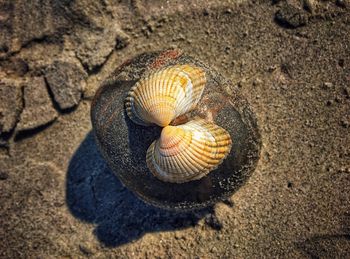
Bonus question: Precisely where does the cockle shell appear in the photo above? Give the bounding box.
[125,64,206,127]
[146,119,232,183]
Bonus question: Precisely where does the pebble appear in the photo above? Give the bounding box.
[268,65,278,72]
[225,8,233,14]
[303,0,316,13]
[322,82,334,89]
[237,78,247,88]
[326,100,333,106]
[115,31,130,50]
[342,87,350,98]
[79,244,94,255]
[0,171,9,180]
[340,118,350,128]
[275,4,308,28]
[253,78,262,86]
[334,96,342,103]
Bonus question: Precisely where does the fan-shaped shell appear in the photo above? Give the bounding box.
[146,119,232,183]
[125,64,206,127]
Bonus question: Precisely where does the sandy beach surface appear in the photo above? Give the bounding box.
[0,0,349,257]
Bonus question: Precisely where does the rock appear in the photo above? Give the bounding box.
[16,77,58,132]
[75,26,129,71]
[342,86,350,99]
[45,61,87,110]
[275,4,308,28]
[0,171,9,180]
[303,0,316,13]
[78,243,94,256]
[340,117,350,128]
[322,82,334,89]
[115,30,130,50]
[91,50,261,211]
[253,78,262,87]
[0,79,23,137]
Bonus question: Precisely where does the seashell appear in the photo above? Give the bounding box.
[125,64,206,127]
[146,119,232,183]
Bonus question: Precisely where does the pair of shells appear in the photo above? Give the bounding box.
[125,64,232,183]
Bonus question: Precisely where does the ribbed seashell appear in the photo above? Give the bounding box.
[125,64,206,127]
[146,119,232,183]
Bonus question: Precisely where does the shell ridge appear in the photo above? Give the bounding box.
[146,118,232,183]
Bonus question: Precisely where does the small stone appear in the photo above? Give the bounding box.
[178,33,186,41]
[275,4,308,28]
[205,214,223,230]
[237,78,247,88]
[335,96,342,103]
[326,100,333,106]
[280,84,288,90]
[16,77,58,131]
[115,30,130,50]
[281,63,293,78]
[342,87,350,98]
[175,232,181,239]
[225,8,233,14]
[338,59,345,68]
[268,65,278,72]
[340,118,350,128]
[79,244,94,255]
[303,0,315,13]
[0,80,23,135]
[323,82,333,89]
[0,171,9,180]
[203,8,210,16]
[45,61,87,110]
[253,78,262,86]
[305,119,313,127]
